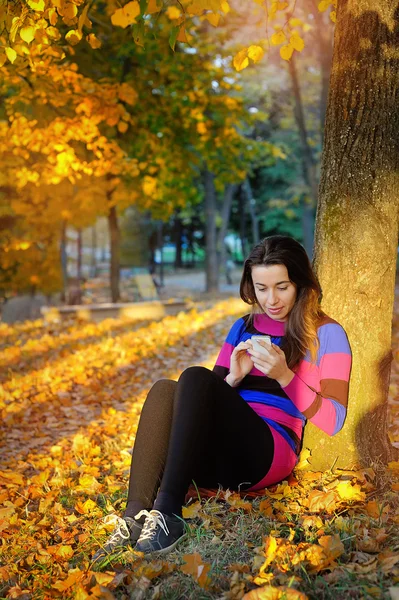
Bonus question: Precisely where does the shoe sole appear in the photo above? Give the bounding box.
[138,532,188,556]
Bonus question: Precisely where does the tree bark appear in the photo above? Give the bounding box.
[91,223,98,278]
[243,178,260,246]
[307,0,334,144]
[108,204,120,303]
[174,213,183,270]
[288,55,318,259]
[217,183,236,278]
[60,221,68,303]
[204,170,219,292]
[303,0,399,470]
[239,185,249,260]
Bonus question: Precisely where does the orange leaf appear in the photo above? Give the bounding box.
[52,568,83,591]
[181,552,211,589]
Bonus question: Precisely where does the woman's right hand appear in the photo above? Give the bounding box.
[229,341,254,384]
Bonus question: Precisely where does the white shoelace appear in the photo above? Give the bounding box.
[135,510,170,542]
[102,514,131,544]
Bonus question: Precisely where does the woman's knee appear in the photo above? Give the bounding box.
[145,378,177,407]
[178,365,213,384]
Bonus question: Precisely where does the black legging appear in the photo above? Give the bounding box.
[124,366,274,519]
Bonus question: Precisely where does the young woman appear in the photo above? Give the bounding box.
[93,235,352,562]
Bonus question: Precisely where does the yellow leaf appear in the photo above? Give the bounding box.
[52,569,83,592]
[86,33,101,48]
[205,13,220,26]
[78,474,101,492]
[27,0,45,11]
[243,586,309,599]
[280,43,294,60]
[289,17,303,27]
[5,47,17,63]
[94,573,115,586]
[271,30,286,45]
[187,2,204,15]
[166,6,181,19]
[221,1,230,13]
[336,481,366,502]
[318,534,344,559]
[56,545,74,559]
[247,44,264,63]
[233,48,249,72]
[146,0,162,13]
[259,499,273,517]
[290,33,304,52]
[111,1,140,28]
[182,501,201,519]
[143,176,157,196]
[63,3,78,20]
[65,29,82,45]
[295,447,311,470]
[330,10,336,22]
[119,82,138,105]
[318,0,331,11]
[117,121,129,133]
[20,26,36,44]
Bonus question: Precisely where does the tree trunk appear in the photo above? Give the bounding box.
[174,214,183,270]
[108,204,120,303]
[243,178,260,246]
[303,0,399,470]
[217,183,236,278]
[60,222,68,303]
[204,170,219,292]
[307,0,334,145]
[239,185,249,260]
[288,56,318,258]
[91,223,97,278]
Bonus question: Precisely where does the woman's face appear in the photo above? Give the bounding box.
[251,264,297,322]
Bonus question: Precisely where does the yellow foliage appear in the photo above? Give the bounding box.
[111,1,140,28]
[271,31,286,45]
[280,44,294,61]
[166,6,181,19]
[233,48,249,72]
[247,45,264,63]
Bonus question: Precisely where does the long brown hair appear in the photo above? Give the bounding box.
[239,235,324,370]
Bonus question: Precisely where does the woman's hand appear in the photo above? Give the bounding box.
[246,342,294,386]
[229,341,254,384]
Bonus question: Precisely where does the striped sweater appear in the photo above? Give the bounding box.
[213,312,352,455]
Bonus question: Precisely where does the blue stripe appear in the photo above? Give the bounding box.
[238,389,306,422]
[226,318,246,345]
[263,419,298,454]
[331,399,346,435]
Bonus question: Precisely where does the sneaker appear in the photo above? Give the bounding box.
[92,514,143,563]
[134,509,187,555]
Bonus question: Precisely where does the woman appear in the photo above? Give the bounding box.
[93,235,352,562]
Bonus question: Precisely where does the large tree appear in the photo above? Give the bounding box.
[302,0,399,470]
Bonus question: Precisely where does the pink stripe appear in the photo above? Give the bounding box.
[247,426,298,490]
[320,353,352,380]
[308,401,336,436]
[215,342,234,368]
[248,403,303,438]
[282,374,315,412]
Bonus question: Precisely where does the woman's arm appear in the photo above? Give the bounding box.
[280,324,352,436]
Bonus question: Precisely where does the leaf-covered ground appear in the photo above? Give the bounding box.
[1,295,399,600]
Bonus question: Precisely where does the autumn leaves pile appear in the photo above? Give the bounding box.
[1,299,399,599]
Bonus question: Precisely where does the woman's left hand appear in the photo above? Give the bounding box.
[247,342,290,383]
